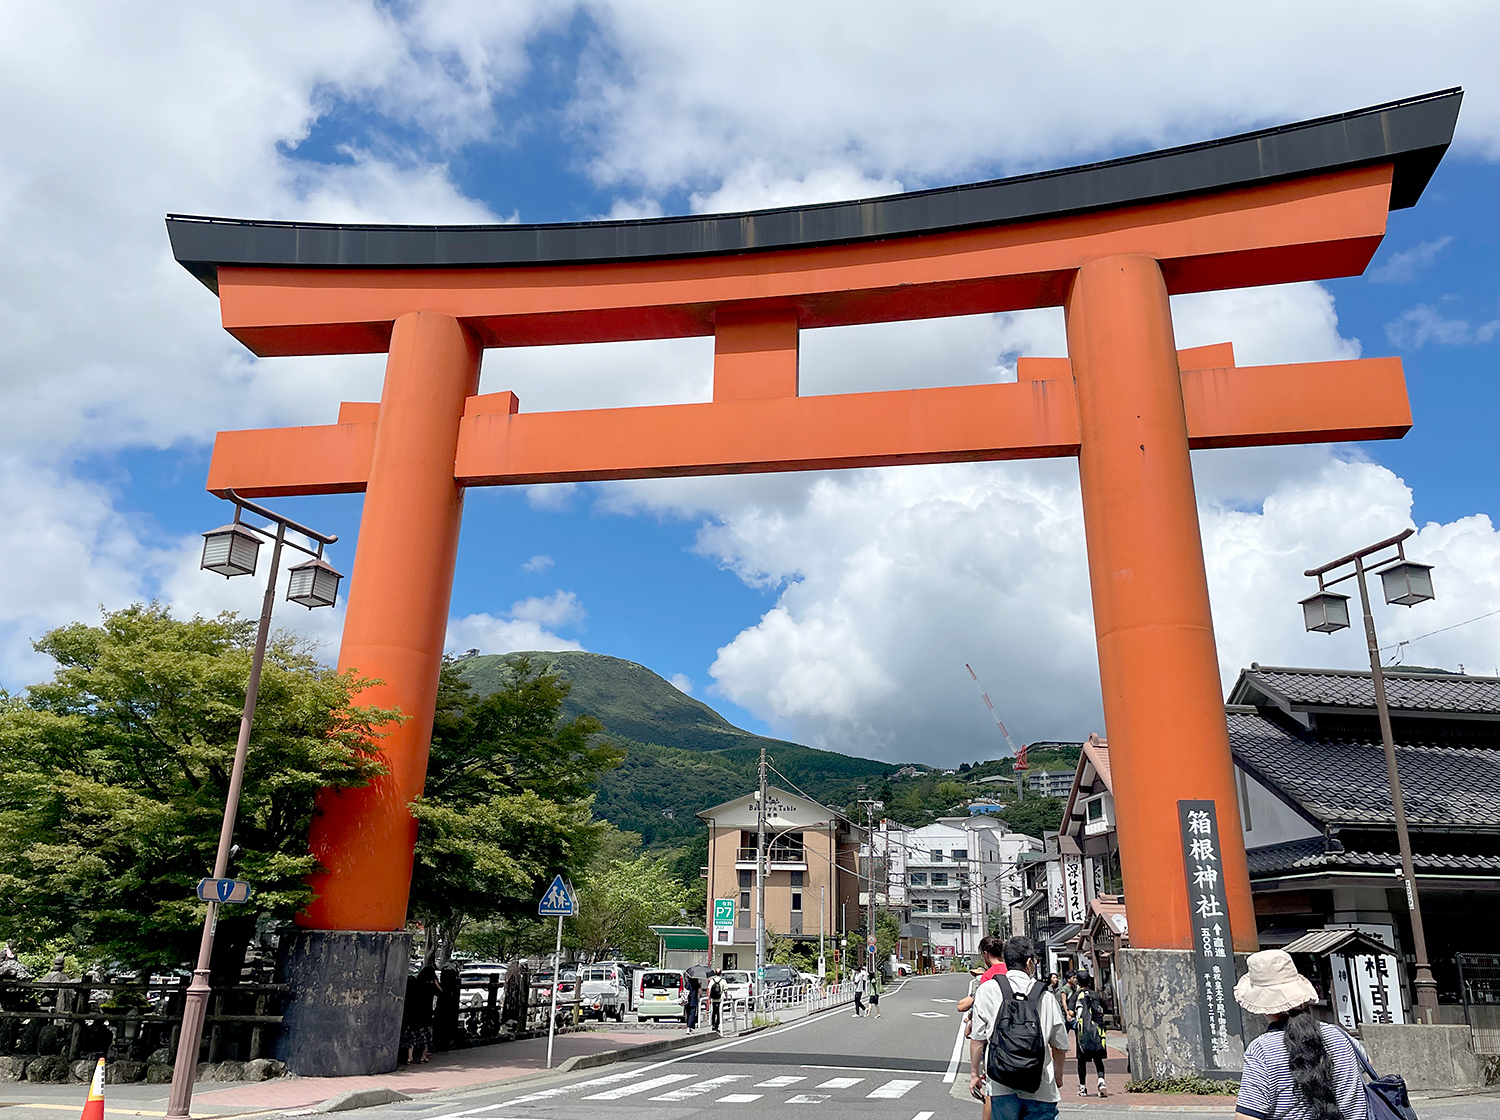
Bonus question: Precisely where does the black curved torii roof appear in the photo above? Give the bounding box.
[167,89,1462,292]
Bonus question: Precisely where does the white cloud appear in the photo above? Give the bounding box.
[1368,237,1454,284]
[1385,304,1500,348]
[522,554,555,573]
[446,591,587,655]
[668,673,693,694]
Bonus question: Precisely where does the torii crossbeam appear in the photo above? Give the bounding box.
[170,89,1459,1075]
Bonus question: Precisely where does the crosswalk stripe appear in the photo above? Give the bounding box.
[912,1113,936,1120]
[867,1079,921,1099]
[756,1075,807,1087]
[716,1095,762,1104]
[785,1094,829,1105]
[650,1076,746,1101]
[815,1077,863,1089]
[583,1073,694,1100]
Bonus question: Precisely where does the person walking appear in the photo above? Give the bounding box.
[400,964,439,1065]
[685,971,702,1030]
[852,967,867,1017]
[868,969,882,1018]
[1061,971,1081,1031]
[969,936,1069,1120]
[708,970,724,1032]
[1072,973,1108,1097]
[1234,950,1368,1120]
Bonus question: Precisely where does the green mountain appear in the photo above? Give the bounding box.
[453,650,899,846]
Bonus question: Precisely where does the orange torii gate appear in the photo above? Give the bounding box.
[170,90,1458,1074]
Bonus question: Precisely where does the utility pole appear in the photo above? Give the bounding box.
[819,885,826,979]
[857,797,881,973]
[754,747,767,1005]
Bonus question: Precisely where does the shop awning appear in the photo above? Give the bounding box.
[1043,923,1083,946]
[648,925,710,951]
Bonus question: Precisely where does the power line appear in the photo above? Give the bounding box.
[1379,606,1500,661]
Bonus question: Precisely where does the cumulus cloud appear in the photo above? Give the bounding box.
[446,591,587,655]
[522,554,555,573]
[668,673,694,694]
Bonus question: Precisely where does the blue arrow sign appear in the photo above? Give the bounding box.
[537,875,577,918]
[196,878,252,904]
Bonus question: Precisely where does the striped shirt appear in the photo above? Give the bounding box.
[1236,1023,1368,1120]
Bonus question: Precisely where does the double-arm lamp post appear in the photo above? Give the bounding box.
[1298,527,1439,1021]
[166,491,342,1118]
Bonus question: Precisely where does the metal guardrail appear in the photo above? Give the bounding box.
[708,980,856,1035]
[0,978,285,1063]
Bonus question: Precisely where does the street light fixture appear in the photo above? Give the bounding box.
[168,490,339,1119]
[1301,527,1438,1021]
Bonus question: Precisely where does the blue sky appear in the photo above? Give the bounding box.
[2,4,1497,762]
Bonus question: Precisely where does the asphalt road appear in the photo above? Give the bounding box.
[351,974,1500,1120]
[357,971,1177,1120]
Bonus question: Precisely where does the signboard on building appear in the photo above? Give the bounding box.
[1178,800,1244,1072]
[713,898,736,927]
[1046,860,1065,917]
[1062,853,1088,925]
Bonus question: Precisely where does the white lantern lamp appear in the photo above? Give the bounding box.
[1299,590,1351,634]
[286,554,343,609]
[1379,561,1435,607]
[201,521,261,578]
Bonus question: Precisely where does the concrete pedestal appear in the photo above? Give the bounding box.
[1360,1024,1487,1090]
[1118,948,1266,1080]
[274,930,411,1077]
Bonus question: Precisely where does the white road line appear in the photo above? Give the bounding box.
[912,1011,947,1018]
[799,1065,940,1076]
[912,1112,936,1120]
[583,1073,694,1100]
[716,1094,762,1104]
[815,1076,864,1089]
[756,1076,807,1087]
[867,1080,921,1099]
[428,1067,648,1116]
[785,1095,830,1105]
[944,1010,969,1083]
[650,1076,746,1101]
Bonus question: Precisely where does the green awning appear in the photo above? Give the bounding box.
[649,925,709,950]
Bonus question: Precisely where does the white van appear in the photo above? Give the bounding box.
[719,970,753,1001]
[634,969,688,1021]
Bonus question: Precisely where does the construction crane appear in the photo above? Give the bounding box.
[965,663,1027,800]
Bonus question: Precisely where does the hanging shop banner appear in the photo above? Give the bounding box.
[1178,800,1244,1072]
[1062,854,1088,925]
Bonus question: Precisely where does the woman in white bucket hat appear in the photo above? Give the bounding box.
[1234,950,1367,1120]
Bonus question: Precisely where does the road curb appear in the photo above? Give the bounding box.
[555,1031,716,1072]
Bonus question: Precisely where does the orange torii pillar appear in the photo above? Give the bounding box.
[169,89,1460,1077]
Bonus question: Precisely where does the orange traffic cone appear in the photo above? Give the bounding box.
[80,1057,105,1120]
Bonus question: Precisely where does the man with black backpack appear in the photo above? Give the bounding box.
[969,936,1069,1120]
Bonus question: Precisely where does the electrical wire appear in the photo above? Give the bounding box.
[1378,606,1500,664]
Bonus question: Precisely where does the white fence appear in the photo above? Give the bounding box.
[709,980,856,1035]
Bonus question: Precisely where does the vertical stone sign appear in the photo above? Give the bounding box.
[1178,800,1244,1071]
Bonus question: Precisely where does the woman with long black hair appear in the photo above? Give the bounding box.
[1233,950,1367,1120]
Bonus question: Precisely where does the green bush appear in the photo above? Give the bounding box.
[1125,1075,1239,1095]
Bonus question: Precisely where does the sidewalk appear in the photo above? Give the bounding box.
[0,1027,688,1117]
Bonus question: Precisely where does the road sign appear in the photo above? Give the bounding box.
[196,878,252,904]
[537,875,577,918]
[713,899,736,927]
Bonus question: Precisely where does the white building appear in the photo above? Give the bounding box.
[1027,769,1076,798]
[870,815,1042,958]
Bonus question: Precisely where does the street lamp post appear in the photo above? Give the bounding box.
[166,491,341,1118]
[1301,527,1439,1021]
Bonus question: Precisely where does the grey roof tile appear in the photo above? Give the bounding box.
[1238,666,1500,714]
[1228,710,1500,827]
[1246,837,1500,876]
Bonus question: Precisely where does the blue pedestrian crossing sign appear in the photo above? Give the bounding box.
[537,875,577,918]
[197,878,252,904]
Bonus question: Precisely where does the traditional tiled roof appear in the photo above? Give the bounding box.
[1227,709,1500,828]
[1246,836,1500,876]
[1232,665,1500,716]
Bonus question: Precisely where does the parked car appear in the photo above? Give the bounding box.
[893,961,914,977]
[578,964,627,1022]
[634,969,688,1021]
[718,970,753,1001]
[760,964,800,990]
[458,962,508,1009]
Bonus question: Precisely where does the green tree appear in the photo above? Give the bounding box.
[569,847,690,961]
[408,657,621,962]
[0,604,392,968]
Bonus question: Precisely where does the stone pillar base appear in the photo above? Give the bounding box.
[274,930,411,1077]
[1118,948,1266,1080]
[1360,1024,1487,1090]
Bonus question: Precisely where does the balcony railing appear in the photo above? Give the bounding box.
[735,846,806,865]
